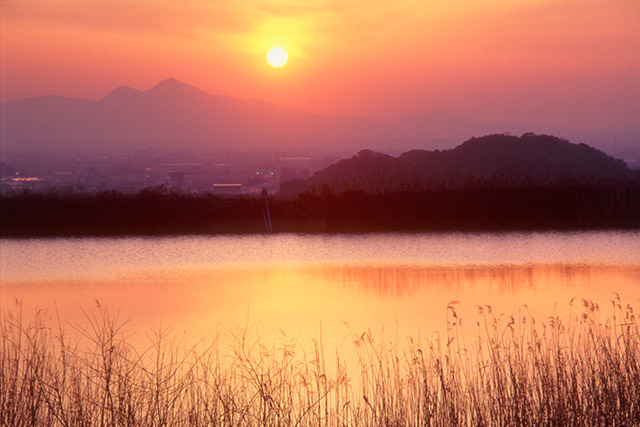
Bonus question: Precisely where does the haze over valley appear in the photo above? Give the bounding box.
[3,78,639,193]
[4,78,639,157]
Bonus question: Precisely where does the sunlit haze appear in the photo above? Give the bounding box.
[4,0,640,129]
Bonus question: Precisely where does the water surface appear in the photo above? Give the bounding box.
[2,231,639,349]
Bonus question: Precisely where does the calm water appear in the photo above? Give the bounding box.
[2,231,640,350]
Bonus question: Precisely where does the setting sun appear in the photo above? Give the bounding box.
[266,47,288,68]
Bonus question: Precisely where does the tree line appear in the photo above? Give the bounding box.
[2,181,640,237]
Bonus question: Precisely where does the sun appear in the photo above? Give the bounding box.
[266,47,288,68]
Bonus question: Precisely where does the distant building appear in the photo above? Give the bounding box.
[213,183,242,195]
[159,163,203,172]
[84,167,100,187]
[169,171,184,187]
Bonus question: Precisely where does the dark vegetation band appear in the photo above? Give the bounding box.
[2,181,640,237]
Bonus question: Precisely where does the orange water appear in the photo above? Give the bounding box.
[2,232,639,352]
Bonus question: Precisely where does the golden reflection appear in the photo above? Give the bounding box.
[319,264,638,296]
[2,263,640,352]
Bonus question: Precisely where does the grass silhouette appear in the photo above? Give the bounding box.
[1,296,639,426]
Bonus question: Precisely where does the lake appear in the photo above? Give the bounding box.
[2,231,640,352]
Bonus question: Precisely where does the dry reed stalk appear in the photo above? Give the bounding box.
[1,297,639,426]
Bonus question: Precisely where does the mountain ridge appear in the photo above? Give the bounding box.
[3,78,637,156]
[2,78,526,154]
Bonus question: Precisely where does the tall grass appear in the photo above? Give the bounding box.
[1,296,639,426]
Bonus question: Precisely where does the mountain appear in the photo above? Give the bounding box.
[280,133,633,195]
[401,133,632,186]
[2,78,523,154]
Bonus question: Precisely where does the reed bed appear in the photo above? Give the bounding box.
[1,296,639,426]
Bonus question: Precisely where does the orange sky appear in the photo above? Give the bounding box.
[3,0,640,129]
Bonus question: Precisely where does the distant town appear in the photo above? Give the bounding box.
[0,150,341,194]
[2,143,639,195]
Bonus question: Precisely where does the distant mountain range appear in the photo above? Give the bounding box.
[280,134,634,195]
[3,78,638,157]
[2,78,529,154]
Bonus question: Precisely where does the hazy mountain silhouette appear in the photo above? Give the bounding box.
[3,78,523,154]
[280,134,633,195]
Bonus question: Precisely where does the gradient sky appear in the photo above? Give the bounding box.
[3,0,640,129]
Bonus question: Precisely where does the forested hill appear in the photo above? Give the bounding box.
[280,134,634,196]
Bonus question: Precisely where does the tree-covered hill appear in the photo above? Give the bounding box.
[281,134,633,196]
